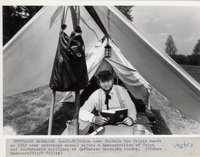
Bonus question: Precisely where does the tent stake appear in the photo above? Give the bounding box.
[48,90,56,135]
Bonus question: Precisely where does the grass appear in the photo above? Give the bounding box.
[3,65,200,135]
[180,64,200,82]
[150,87,200,135]
[149,65,200,135]
[3,85,68,135]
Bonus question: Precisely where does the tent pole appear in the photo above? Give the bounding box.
[48,90,56,135]
[147,95,151,110]
[65,90,80,135]
[72,5,81,135]
[74,89,80,135]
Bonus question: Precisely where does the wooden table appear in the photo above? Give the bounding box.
[62,112,153,135]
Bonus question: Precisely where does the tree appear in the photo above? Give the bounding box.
[3,6,42,45]
[188,54,200,65]
[193,39,200,55]
[115,6,133,22]
[3,6,134,46]
[171,54,189,65]
[165,35,177,57]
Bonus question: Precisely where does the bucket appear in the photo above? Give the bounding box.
[132,124,146,135]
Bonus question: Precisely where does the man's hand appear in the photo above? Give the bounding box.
[123,117,134,126]
[93,116,108,126]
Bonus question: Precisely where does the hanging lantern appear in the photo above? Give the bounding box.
[104,38,111,58]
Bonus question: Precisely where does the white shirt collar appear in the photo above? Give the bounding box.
[102,86,115,95]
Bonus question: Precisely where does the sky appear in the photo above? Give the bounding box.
[131,6,200,55]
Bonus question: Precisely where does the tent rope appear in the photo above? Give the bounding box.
[26,88,51,105]
[175,109,193,134]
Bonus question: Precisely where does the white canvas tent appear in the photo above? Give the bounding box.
[3,6,200,123]
[61,39,151,104]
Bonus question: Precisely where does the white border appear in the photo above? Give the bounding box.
[1,1,200,157]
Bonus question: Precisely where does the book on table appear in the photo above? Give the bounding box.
[100,108,128,125]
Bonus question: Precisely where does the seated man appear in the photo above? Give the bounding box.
[79,70,137,126]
